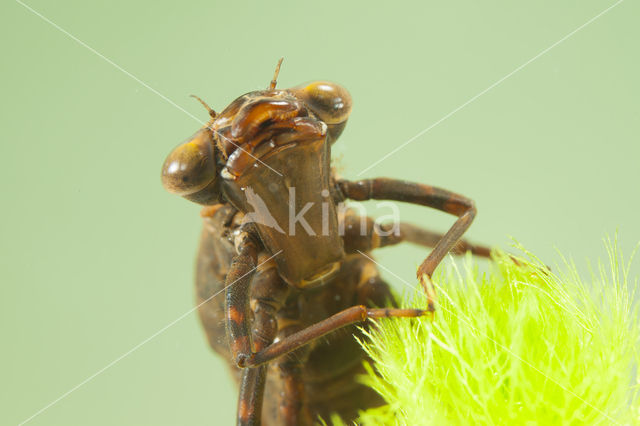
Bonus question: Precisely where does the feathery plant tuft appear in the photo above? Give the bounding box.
[328,238,640,425]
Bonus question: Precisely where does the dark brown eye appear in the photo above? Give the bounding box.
[161,128,219,204]
[290,81,352,125]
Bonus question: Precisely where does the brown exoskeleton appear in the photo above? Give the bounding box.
[161,59,491,425]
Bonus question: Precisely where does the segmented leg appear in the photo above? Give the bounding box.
[227,244,290,426]
[340,209,490,257]
[399,222,490,257]
[224,229,264,425]
[238,366,267,426]
[337,178,477,309]
[225,231,260,365]
[238,306,428,368]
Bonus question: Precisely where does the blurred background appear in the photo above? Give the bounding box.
[2,0,638,424]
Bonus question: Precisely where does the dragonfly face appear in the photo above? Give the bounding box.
[162,81,353,288]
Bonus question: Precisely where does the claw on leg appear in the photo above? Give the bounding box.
[418,273,438,313]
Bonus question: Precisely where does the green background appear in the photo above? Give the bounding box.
[2,1,639,424]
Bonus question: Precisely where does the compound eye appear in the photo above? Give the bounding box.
[161,128,219,203]
[291,81,352,125]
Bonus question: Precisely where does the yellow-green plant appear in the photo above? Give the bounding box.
[330,239,639,425]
